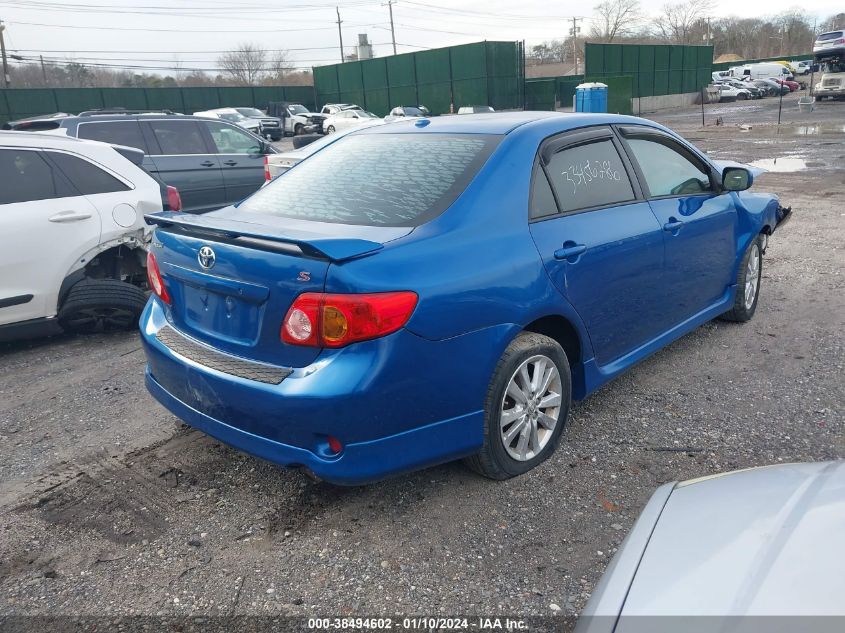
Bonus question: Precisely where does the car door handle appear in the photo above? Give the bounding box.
[223,160,238,167]
[48,211,92,223]
[200,161,215,167]
[554,243,587,260]
[663,219,683,232]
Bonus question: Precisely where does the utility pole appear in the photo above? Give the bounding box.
[0,20,11,88]
[336,7,344,63]
[569,17,582,75]
[40,54,47,83]
[386,0,397,56]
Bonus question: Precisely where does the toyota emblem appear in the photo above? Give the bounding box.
[198,246,216,269]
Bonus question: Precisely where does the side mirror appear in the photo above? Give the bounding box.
[723,167,753,192]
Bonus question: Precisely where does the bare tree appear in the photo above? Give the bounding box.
[821,13,845,33]
[218,43,267,85]
[653,0,714,44]
[264,51,295,84]
[591,0,642,42]
[528,40,567,64]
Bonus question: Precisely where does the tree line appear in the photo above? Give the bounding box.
[5,44,312,89]
[529,4,844,66]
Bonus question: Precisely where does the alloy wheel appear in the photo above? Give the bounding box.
[744,243,760,310]
[500,354,562,462]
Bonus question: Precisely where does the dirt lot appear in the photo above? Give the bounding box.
[1,93,843,628]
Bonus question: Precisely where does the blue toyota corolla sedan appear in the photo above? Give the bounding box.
[141,112,791,485]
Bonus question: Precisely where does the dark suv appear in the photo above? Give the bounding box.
[7,110,276,214]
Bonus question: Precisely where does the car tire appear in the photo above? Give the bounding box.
[720,237,762,323]
[465,332,571,480]
[326,125,336,134]
[294,123,303,136]
[58,278,148,334]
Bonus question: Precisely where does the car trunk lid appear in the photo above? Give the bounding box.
[146,210,411,367]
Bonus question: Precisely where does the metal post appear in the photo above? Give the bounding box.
[0,20,11,88]
[387,1,397,56]
[777,82,784,126]
[336,7,344,63]
[40,54,47,83]
[700,87,705,126]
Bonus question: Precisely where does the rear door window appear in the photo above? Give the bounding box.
[544,139,635,214]
[0,148,76,204]
[202,121,263,155]
[76,121,149,153]
[237,133,500,227]
[148,120,208,155]
[46,151,131,195]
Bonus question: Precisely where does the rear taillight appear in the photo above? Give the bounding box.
[166,186,182,212]
[146,251,171,305]
[281,292,417,348]
[264,155,271,181]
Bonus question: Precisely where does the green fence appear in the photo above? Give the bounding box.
[314,41,523,116]
[0,85,316,126]
[711,53,813,73]
[585,75,634,114]
[524,78,556,110]
[585,43,713,98]
[556,75,585,107]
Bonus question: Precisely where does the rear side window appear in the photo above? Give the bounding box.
[148,120,207,155]
[47,152,131,195]
[0,148,76,204]
[529,170,558,220]
[202,120,262,155]
[545,139,635,213]
[237,133,500,227]
[77,121,148,153]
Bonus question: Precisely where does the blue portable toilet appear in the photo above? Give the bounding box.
[574,82,608,113]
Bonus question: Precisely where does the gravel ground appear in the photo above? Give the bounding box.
[1,94,843,629]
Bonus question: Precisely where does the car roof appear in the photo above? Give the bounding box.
[356,111,652,136]
[0,130,90,146]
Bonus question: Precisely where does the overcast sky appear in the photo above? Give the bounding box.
[1,0,839,74]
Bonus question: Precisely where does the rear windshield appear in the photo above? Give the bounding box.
[818,31,843,41]
[237,133,500,227]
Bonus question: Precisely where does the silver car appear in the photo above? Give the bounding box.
[578,461,845,633]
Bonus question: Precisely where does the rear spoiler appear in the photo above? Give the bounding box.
[144,211,384,262]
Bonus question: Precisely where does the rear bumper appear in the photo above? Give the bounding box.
[139,299,505,484]
[815,86,845,97]
[145,369,482,485]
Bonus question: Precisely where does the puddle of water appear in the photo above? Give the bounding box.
[748,157,808,172]
[784,125,845,136]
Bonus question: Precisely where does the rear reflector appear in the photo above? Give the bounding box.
[281,291,417,348]
[264,155,271,181]
[146,251,171,305]
[327,436,343,454]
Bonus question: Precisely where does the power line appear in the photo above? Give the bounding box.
[10,44,404,54]
[400,1,590,22]
[6,19,375,32]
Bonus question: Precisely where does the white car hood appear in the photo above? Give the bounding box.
[619,461,845,619]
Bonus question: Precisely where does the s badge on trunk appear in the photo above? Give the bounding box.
[198,246,216,270]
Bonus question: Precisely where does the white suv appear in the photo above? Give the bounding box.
[0,132,177,340]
